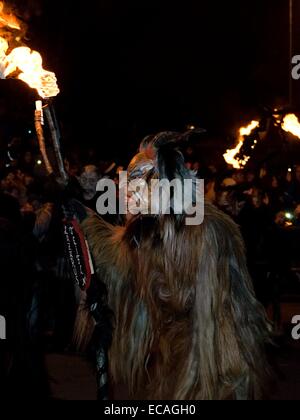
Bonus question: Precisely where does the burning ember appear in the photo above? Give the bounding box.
[282,114,300,140]
[223,120,259,169]
[0,2,59,98]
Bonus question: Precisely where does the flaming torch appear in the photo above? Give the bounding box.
[0,2,67,183]
[282,114,300,140]
[223,120,259,169]
[0,1,19,31]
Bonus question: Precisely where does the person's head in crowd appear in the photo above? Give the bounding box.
[261,173,277,188]
[295,165,300,183]
[205,179,216,204]
[1,172,17,192]
[251,188,261,209]
[193,161,200,172]
[1,170,27,200]
[274,211,286,227]
[24,151,33,165]
[23,174,34,187]
[232,170,245,185]
[86,147,97,164]
[294,205,300,221]
[185,146,194,159]
[186,161,192,171]
[250,188,268,209]
[246,170,256,184]
[17,149,35,175]
[271,175,279,189]
[65,159,80,178]
[0,191,22,225]
[259,166,267,179]
[208,165,217,175]
[78,165,100,201]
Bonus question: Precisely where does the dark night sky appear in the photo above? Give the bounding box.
[0,0,295,160]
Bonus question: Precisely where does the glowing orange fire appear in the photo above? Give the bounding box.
[223,120,259,169]
[282,114,300,139]
[0,2,59,98]
[0,1,20,30]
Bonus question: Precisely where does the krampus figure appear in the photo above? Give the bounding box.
[76,132,271,400]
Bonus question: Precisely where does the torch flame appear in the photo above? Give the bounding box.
[2,46,60,98]
[282,114,300,139]
[0,2,59,98]
[0,1,20,30]
[223,120,259,169]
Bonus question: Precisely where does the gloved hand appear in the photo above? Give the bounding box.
[63,199,95,223]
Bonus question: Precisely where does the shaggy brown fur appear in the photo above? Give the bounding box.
[81,201,271,400]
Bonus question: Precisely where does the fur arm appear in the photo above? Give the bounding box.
[81,215,151,389]
[81,215,126,287]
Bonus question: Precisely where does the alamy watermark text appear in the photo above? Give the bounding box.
[96,172,204,226]
[0,315,6,340]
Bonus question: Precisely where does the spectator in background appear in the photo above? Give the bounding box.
[294,205,300,227]
[286,165,300,205]
[265,175,285,215]
[232,170,245,185]
[19,151,35,175]
[246,170,256,185]
[0,190,47,399]
[78,164,101,212]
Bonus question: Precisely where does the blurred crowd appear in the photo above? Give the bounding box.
[1,140,300,398]
[0,142,124,398]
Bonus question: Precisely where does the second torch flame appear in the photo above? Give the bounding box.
[224,114,300,169]
[223,120,259,169]
[282,114,300,139]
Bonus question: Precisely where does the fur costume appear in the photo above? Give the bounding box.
[79,132,271,400]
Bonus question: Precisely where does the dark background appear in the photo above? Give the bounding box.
[0,0,298,162]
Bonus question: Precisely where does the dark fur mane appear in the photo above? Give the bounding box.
[80,201,271,400]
